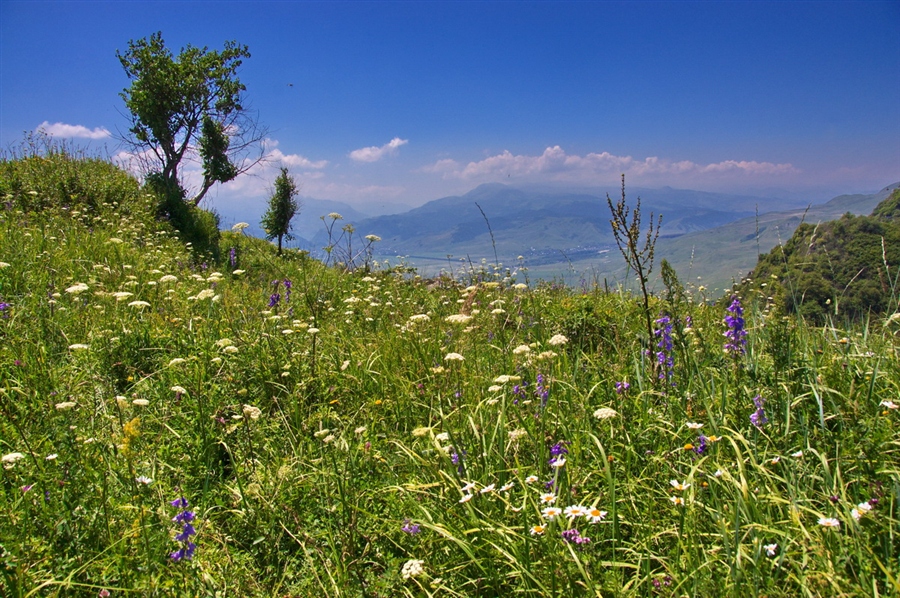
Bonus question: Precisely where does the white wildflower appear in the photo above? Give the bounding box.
[445,314,473,325]
[548,334,569,346]
[2,452,26,468]
[65,282,89,294]
[401,559,424,579]
[242,404,262,420]
[508,428,527,442]
[593,407,618,420]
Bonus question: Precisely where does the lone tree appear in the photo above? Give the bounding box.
[261,167,300,255]
[117,32,265,207]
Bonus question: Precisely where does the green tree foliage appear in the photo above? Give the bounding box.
[261,167,300,255]
[117,32,265,207]
[742,189,900,322]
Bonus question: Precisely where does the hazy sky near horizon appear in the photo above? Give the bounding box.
[1,0,898,215]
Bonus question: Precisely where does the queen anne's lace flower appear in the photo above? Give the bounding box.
[593,407,617,420]
[445,314,473,324]
[65,282,89,294]
[401,559,424,579]
[548,334,569,346]
[2,452,26,468]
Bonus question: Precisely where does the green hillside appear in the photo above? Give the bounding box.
[739,189,900,322]
[1,148,898,597]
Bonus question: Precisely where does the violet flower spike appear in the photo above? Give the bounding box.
[653,315,675,384]
[724,295,748,356]
[750,394,768,428]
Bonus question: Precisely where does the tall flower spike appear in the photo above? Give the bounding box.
[170,496,197,561]
[750,394,768,428]
[653,315,675,384]
[724,295,748,356]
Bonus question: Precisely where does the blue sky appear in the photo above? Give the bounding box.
[2,0,898,217]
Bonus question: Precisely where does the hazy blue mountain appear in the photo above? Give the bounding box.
[327,183,807,261]
[234,180,899,294]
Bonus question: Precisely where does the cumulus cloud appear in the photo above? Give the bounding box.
[420,158,461,174]
[425,146,798,184]
[349,137,409,162]
[38,121,111,140]
[266,148,328,169]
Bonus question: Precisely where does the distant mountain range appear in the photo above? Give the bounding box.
[308,183,810,258]
[235,181,900,294]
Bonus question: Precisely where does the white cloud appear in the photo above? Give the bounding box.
[420,158,460,173]
[349,137,409,162]
[38,121,111,140]
[266,148,328,170]
[426,146,798,184]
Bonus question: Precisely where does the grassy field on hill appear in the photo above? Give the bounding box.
[1,148,898,597]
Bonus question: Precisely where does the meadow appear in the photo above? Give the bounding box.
[0,145,898,597]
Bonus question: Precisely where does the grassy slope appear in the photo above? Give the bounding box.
[1,153,899,597]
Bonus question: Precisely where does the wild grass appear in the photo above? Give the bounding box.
[0,150,898,597]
